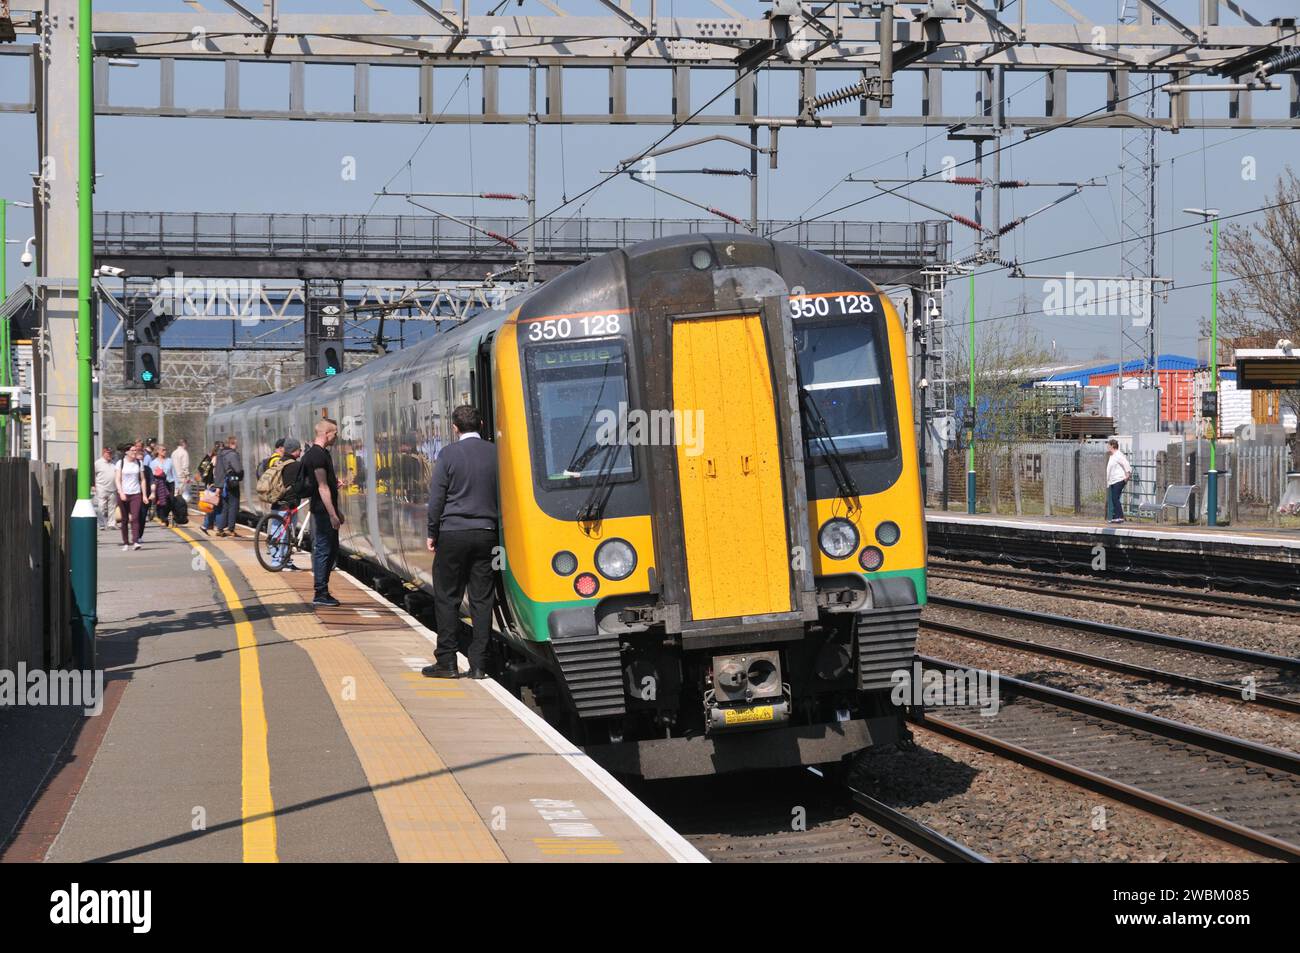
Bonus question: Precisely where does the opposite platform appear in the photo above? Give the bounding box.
[926,512,1300,595]
[1,526,703,864]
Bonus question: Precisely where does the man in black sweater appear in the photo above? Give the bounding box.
[423,405,499,680]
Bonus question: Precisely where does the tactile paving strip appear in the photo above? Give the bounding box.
[204,540,505,863]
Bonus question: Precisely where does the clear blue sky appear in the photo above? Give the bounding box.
[1,0,1296,363]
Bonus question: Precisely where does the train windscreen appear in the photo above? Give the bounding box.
[527,340,635,486]
[794,320,893,458]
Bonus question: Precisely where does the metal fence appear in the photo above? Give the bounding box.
[0,459,75,671]
[934,439,1295,526]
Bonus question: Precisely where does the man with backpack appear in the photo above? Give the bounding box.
[258,438,286,478]
[213,435,245,538]
[256,438,305,570]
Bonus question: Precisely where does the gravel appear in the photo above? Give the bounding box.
[917,626,1300,753]
[928,573,1300,658]
[852,730,1270,863]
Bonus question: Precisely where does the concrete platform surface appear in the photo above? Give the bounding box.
[928,511,1300,549]
[2,526,703,864]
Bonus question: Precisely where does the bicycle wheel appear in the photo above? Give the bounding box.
[254,512,291,572]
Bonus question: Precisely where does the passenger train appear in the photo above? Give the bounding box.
[208,233,926,779]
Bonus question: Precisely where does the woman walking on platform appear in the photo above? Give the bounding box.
[116,445,154,551]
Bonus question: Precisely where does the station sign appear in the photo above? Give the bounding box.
[1233,348,1300,390]
[1201,390,1218,418]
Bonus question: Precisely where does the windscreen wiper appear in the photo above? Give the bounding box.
[564,440,607,478]
[561,359,612,477]
[577,441,622,524]
[799,386,861,513]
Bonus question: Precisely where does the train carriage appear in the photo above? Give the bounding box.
[209,233,926,779]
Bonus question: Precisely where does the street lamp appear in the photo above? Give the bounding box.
[1184,207,1221,526]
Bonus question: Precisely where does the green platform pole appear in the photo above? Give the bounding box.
[70,0,97,672]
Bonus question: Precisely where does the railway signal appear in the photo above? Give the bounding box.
[123,293,169,390]
[135,345,160,388]
[321,343,341,377]
[305,287,345,379]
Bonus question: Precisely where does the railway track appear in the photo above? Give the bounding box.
[915,656,1300,861]
[922,595,1300,715]
[929,560,1300,621]
[631,770,988,863]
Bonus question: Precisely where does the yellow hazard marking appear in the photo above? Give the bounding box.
[533,838,624,856]
[209,539,506,862]
[171,527,278,863]
[722,705,775,726]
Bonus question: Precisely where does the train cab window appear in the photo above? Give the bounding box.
[526,340,635,486]
[794,320,895,458]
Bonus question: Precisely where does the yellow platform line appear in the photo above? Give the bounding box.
[210,539,506,862]
[170,527,278,863]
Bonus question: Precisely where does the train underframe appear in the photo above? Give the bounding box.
[505,575,922,780]
[327,543,920,780]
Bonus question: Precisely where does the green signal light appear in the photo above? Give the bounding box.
[324,366,337,376]
[141,370,155,382]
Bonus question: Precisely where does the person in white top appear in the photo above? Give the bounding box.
[172,438,192,503]
[1105,438,1132,523]
[115,444,154,550]
[94,447,119,530]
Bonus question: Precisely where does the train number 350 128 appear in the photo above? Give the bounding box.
[527,313,623,341]
[788,293,876,318]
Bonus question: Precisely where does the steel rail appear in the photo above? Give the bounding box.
[928,559,1300,618]
[843,784,991,864]
[915,655,1300,862]
[927,595,1300,671]
[920,618,1300,715]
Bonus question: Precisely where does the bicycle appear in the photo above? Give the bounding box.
[254,501,312,572]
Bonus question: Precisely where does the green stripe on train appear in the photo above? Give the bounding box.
[503,565,927,644]
[502,567,593,643]
[866,567,928,605]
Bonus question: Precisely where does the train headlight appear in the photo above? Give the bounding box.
[594,538,637,581]
[875,521,900,546]
[818,518,859,560]
[551,551,578,576]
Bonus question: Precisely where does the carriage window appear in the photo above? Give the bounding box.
[527,340,634,486]
[794,320,894,458]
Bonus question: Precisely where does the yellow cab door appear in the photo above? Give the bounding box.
[672,313,793,621]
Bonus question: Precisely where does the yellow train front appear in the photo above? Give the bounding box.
[495,234,925,778]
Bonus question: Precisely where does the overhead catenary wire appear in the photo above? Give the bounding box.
[769,24,1300,240]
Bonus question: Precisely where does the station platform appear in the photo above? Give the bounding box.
[926,512,1300,594]
[0,528,704,864]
